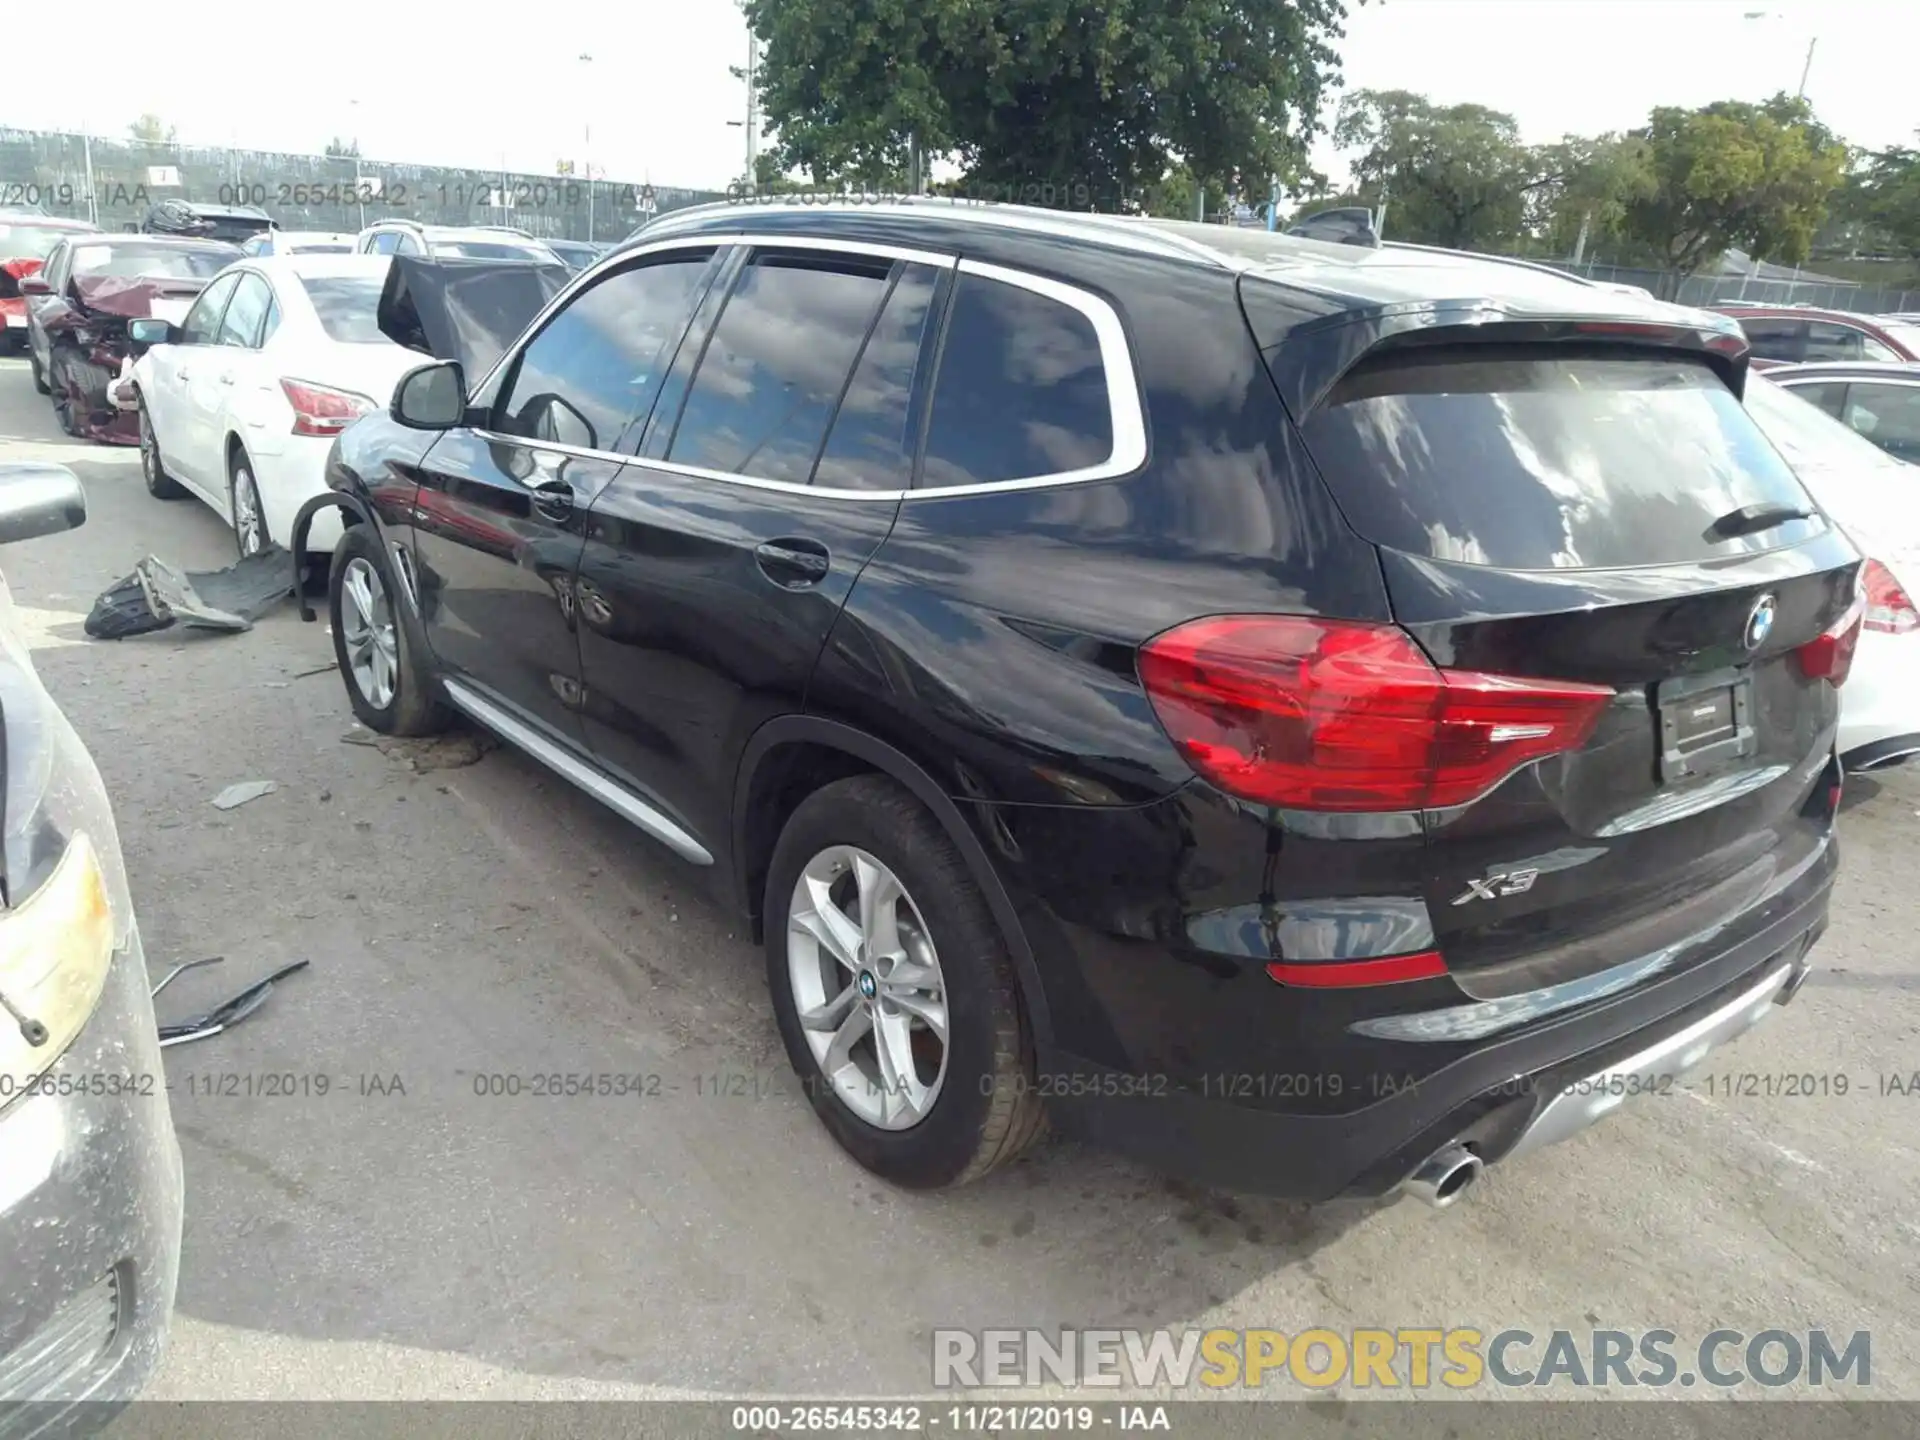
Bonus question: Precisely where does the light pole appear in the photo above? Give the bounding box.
[1743,10,1818,100]
[726,31,758,186]
[579,53,594,241]
[348,98,365,231]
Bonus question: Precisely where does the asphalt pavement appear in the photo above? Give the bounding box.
[1,355,1916,1403]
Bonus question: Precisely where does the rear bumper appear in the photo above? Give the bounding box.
[1838,627,1920,768]
[252,440,342,556]
[1037,861,1833,1202]
[0,924,183,1436]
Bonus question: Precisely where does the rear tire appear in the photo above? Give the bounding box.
[764,775,1045,1189]
[328,524,449,737]
[139,401,188,499]
[228,448,268,557]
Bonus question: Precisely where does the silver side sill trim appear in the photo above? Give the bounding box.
[441,678,713,866]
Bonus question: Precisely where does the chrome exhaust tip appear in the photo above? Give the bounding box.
[1399,1143,1483,1209]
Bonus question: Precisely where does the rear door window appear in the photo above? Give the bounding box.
[1298,347,1823,570]
[216,273,273,347]
[1782,380,1849,419]
[1843,384,1920,463]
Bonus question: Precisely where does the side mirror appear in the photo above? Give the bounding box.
[392,361,467,430]
[128,317,176,347]
[16,275,51,297]
[0,464,86,544]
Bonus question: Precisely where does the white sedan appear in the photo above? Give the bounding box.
[1743,373,1920,772]
[131,254,427,560]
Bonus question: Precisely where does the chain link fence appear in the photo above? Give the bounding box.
[1546,257,1918,314]
[0,129,728,243]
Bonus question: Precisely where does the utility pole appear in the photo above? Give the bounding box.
[744,33,759,184]
[1796,36,1817,99]
[580,53,595,241]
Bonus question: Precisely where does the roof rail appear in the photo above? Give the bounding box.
[1378,240,1598,286]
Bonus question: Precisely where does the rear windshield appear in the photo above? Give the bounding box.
[297,275,388,343]
[0,223,87,259]
[1298,348,1822,570]
[434,240,551,261]
[288,242,354,254]
[70,244,234,280]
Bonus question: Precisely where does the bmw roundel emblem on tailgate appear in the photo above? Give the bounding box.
[1745,594,1777,652]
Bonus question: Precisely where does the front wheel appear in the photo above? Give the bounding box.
[765,775,1045,1189]
[328,525,449,736]
[28,347,50,395]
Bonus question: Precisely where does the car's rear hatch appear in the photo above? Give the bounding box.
[1245,284,1858,1001]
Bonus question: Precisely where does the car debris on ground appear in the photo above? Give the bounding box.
[151,956,311,1049]
[211,780,277,810]
[84,545,296,639]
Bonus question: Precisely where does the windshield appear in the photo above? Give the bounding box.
[434,240,554,261]
[297,274,391,343]
[0,224,91,260]
[70,244,235,280]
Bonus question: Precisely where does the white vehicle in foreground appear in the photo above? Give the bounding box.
[1744,373,1920,771]
[129,254,426,560]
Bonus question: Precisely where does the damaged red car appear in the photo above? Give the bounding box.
[21,235,239,443]
[0,212,100,355]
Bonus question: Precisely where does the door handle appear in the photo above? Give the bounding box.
[531,480,573,518]
[755,538,831,589]
[177,367,191,381]
[216,374,235,386]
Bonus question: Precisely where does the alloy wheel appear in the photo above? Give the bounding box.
[787,845,950,1130]
[340,557,399,710]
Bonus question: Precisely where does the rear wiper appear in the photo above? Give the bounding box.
[1706,502,1817,540]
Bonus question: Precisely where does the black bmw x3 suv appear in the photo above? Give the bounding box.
[300,200,1859,1206]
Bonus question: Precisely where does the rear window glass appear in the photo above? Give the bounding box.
[297,275,388,343]
[434,240,552,261]
[0,224,87,259]
[70,244,235,280]
[1299,348,1822,570]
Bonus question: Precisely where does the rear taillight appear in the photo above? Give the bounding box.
[1796,594,1867,687]
[1862,559,1919,635]
[281,377,378,437]
[1136,615,1615,813]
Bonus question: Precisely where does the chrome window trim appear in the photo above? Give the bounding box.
[466,233,1149,504]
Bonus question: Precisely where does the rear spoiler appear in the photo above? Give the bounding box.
[1242,282,1753,420]
[376,255,573,381]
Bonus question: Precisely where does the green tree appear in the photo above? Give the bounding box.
[1847,136,1920,259]
[128,114,176,144]
[1331,89,1541,249]
[1524,133,1654,258]
[325,137,362,159]
[1619,94,1848,279]
[743,0,1361,208]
